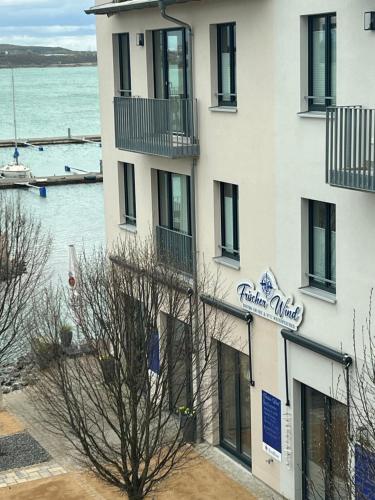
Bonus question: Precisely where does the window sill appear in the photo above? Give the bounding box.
[119,223,137,234]
[299,286,336,304]
[213,256,240,270]
[209,106,238,113]
[297,111,326,119]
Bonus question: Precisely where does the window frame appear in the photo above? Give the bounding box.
[308,13,336,112]
[217,22,237,107]
[301,384,348,499]
[152,27,188,100]
[220,182,240,261]
[308,200,336,293]
[167,315,193,413]
[118,33,131,97]
[124,163,136,226]
[157,170,191,235]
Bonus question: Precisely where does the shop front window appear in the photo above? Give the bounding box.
[218,343,251,465]
[302,385,348,499]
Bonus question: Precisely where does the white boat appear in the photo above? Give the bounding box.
[0,69,33,180]
[0,163,31,179]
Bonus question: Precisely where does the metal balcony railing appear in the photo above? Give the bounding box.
[326,106,375,192]
[155,225,193,276]
[114,97,200,158]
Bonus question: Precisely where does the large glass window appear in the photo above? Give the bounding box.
[309,200,335,292]
[302,385,348,499]
[118,33,131,97]
[220,182,239,260]
[167,316,192,411]
[158,171,191,235]
[124,163,136,226]
[217,23,236,107]
[219,343,251,465]
[153,28,187,99]
[308,14,336,111]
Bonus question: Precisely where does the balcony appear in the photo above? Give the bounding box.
[114,97,199,159]
[155,225,193,276]
[326,106,375,192]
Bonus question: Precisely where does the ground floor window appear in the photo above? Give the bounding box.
[218,343,251,466]
[167,316,192,412]
[302,384,348,499]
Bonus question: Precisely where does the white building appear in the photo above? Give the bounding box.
[86,1,375,497]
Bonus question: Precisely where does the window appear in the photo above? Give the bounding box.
[220,182,239,260]
[124,163,136,226]
[118,33,131,96]
[153,28,187,99]
[309,200,336,292]
[302,385,348,499]
[158,171,191,235]
[218,343,251,466]
[167,316,192,411]
[308,14,336,111]
[217,23,236,107]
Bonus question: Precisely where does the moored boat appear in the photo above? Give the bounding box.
[0,162,31,179]
[1,69,33,180]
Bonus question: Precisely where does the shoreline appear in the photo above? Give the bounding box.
[0,63,97,69]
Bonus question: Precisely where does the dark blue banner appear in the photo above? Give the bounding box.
[356,444,375,499]
[262,391,282,461]
[148,330,160,374]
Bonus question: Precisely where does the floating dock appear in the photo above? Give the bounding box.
[0,173,103,190]
[0,134,101,148]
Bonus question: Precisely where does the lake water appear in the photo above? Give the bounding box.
[0,66,104,282]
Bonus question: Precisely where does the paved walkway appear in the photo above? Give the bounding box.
[2,390,284,499]
[3,389,78,471]
[0,463,66,488]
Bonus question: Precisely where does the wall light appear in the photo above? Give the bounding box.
[136,33,145,46]
[364,11,375,31]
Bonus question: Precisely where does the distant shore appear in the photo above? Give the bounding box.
[0,63,97,69]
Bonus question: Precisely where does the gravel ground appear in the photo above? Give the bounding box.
[0,432,50,471]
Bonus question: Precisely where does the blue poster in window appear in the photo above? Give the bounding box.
[355,445,375,499]
[262,391,282,462]
[148,331,160,374]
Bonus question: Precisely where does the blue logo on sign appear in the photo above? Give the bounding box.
[260,272,274,299]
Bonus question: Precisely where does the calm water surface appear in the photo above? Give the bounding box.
[0,66,104,283]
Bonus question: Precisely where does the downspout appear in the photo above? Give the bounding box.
[158,1,202,442]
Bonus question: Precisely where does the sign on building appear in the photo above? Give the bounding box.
[237,270,303,331]
[262,391,282,462]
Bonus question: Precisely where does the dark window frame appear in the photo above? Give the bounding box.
[308,200,335,293]
[167,315,193,413]
[152,27,188,100]
[220,182,239,261]
[118,33,131,97]
[308,13,336,111]
[217,22,237,107]
[124,163,136,226]
[218,342,251,467]
[157,170,192,235]
[301,384,348,499]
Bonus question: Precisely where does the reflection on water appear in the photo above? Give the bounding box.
[2,183,105,284]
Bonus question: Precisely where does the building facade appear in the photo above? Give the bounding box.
[87,0,375,498]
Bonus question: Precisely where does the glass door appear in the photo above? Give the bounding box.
[153,28,187,134]
[219,343,251,466]
[302,385,348,499]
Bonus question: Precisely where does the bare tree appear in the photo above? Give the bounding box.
[304,291,375,499]
[0,195,50,364]
[28,238,231,500]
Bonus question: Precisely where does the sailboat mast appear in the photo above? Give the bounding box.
[11,69,18,165]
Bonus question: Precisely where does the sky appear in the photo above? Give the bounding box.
[0,0,97,51]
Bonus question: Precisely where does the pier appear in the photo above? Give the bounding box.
[0,133,101,148]
[0,173,103,190]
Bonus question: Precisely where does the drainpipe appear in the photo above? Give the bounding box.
[158,1,202,443]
